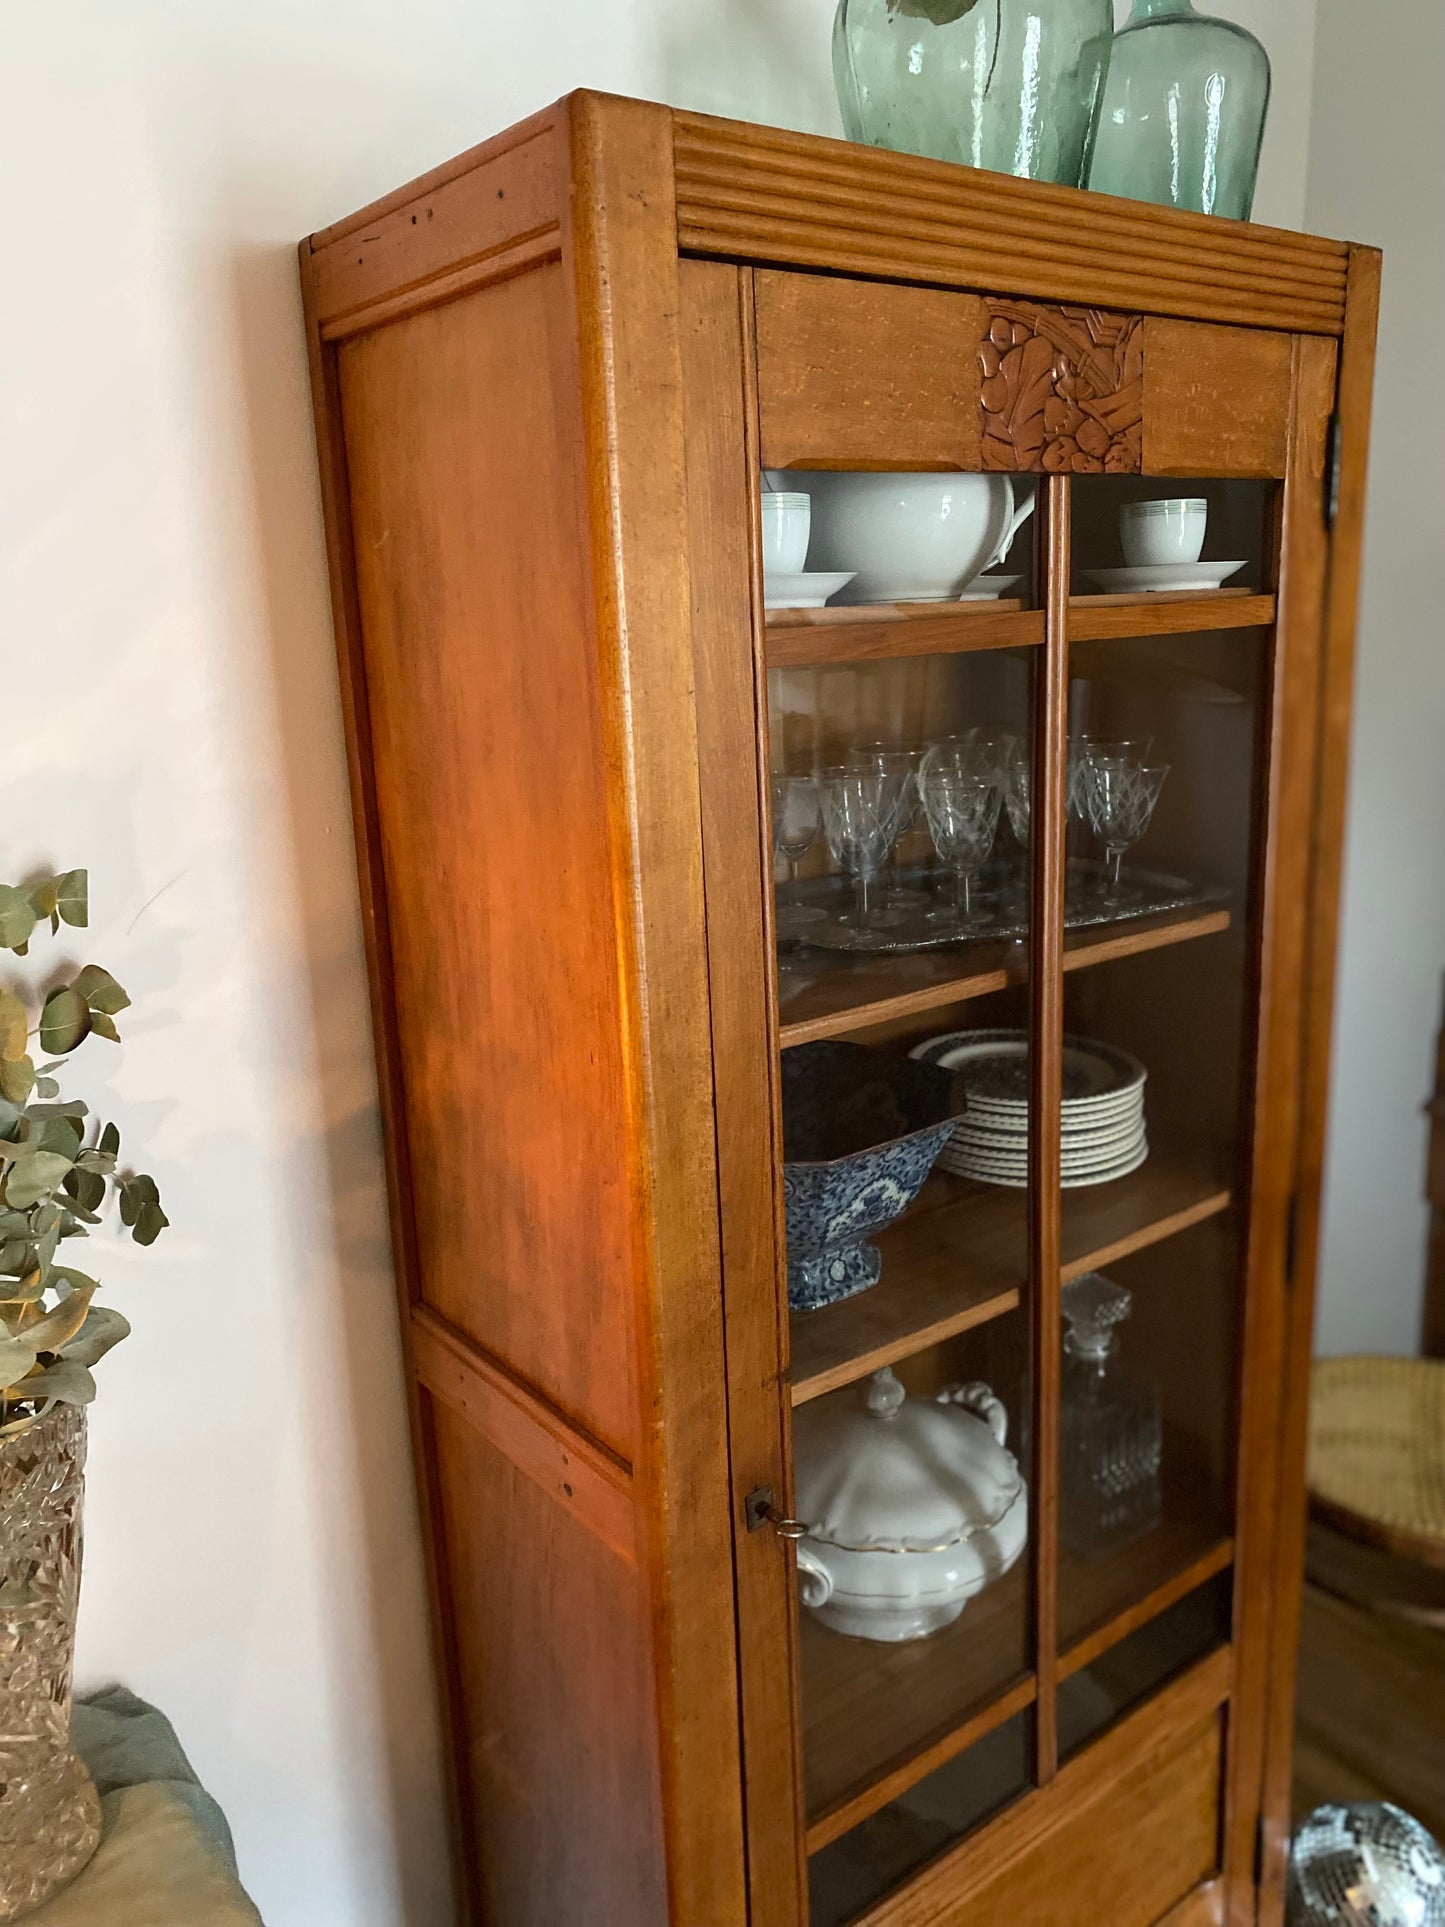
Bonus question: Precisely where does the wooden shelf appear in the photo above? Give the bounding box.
[1060,1504,1235,1675]
[1069,589,1274,640]
[803,1560,1033,1848]
[764,591,1274,669]
[778,903,1231,1049]
[766,599,1041,668]
[790,1143,1231,1406]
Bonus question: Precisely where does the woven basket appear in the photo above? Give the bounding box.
[1308,1355,1445,1570]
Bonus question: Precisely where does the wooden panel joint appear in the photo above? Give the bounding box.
[411,1305,637,1568]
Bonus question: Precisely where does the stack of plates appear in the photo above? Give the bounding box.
[908,1030,1147,1189]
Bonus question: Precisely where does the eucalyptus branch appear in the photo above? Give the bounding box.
[0,869,167,1431]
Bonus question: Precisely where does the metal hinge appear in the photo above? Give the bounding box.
[1326,412,1343,527]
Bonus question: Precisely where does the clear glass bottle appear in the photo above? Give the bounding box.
[1059,1272,1162,1559]
[1084,0,1270,220]
[833,0,1114,187]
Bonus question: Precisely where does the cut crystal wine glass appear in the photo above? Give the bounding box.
[920,730,1018,787]
[1066,735,1154,821]
[920,769,1002,930]
[1004,759,1031,847]
[1081,758,1169,905]
[847,743,926,909]
[818,768,899,937]
[770,775,827,939]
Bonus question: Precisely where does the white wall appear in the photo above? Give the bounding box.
[1305,0,1445,1355]
[0,3,1322,1922]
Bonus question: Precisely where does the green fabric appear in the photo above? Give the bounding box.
[20,1687,263,1925]
[73,1684,242,1874]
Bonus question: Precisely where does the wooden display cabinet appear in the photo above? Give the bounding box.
[300,92,1379,1927]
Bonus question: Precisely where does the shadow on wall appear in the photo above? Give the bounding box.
[225,237,454,1927]
[654,0,841,136]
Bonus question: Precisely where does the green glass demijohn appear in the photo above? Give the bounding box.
[833,0,1114,187]
[1084,0,1270,219]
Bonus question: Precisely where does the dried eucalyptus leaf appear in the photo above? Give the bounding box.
[50,1266,99,1293]
[0,1331,40,1386]
[66,1168,105,1214]
[0,991,27,1063]
[34,1116,83,1160]
[4,1150,74,1209]
[39,987,89,1057]
[886,0,982,21]
[23,1359,97,1408]
[89,1012,120,1044]
[73,964,130,1019]
[133,1198,169,1247]
[61,1304,128,1368]
[0,1241,27,1273]
[23,1283,95,1355]
[34,1076,58,1099]
[0,1056,34,1105]
[27,878,58,922]
[0,886,37,953]
[56,871,88,929]
[99,1122,120,1159]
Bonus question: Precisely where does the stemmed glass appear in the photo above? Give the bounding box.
[920,768,1002,930]
[1003,758,1031,848]
[1080,759,1170,906]
[1067,736,1154,821]
[847,743,926,909]
[920,730,1019,788]
[817,768,899,937]
[770,775,827,940]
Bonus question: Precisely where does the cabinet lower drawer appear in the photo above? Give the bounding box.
[866,1708,1222,1927]
[966,1716,1221,1927]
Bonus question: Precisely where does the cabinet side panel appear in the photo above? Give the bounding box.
[429,1393,667,1924]
[336,263,638,1459]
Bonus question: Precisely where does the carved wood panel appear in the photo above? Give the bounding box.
[980,302,1144,474]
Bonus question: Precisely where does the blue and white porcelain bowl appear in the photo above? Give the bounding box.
[782,1042,966,1312]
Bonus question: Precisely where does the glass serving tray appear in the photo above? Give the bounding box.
[779,859,1228,956]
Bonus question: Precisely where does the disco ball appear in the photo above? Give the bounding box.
[1288,1803,1445,1927]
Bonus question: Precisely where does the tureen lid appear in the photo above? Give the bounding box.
[793,1369,1025,1554]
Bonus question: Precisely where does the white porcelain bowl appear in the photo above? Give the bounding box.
[794,471,1035,603]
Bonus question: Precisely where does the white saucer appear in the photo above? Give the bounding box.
[1084,562,1247,594]
[763,570,857,610]
[956,574,1024,602]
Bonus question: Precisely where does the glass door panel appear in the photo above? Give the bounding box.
[1053,476,1275,1706]
[762,470,1043,1917]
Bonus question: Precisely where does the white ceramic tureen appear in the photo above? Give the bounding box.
[792,1368,1028,1643]
[785,471,1036,602]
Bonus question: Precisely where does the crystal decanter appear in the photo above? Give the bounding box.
[1060,1272,1162,1559]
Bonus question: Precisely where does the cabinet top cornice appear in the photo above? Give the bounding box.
[305,91,1365,343]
